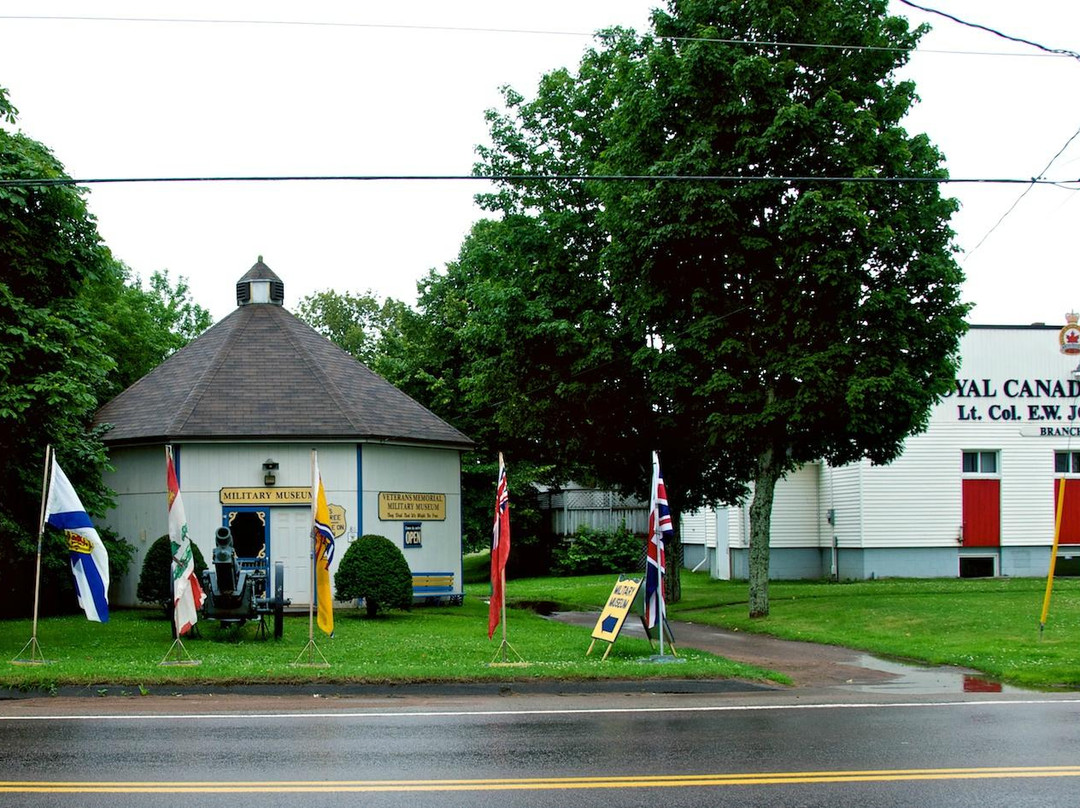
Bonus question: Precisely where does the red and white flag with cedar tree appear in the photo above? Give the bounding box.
[167,447,205,636]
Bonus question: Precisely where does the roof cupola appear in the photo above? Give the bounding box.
[236,256,285,306]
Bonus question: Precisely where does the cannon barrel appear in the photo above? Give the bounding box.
[212,526,240,594]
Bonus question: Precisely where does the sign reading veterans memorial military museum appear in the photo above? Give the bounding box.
[378,492,446,521]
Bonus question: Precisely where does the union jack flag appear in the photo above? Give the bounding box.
[644,451,673,630]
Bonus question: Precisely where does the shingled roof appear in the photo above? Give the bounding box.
[94,260,473,449]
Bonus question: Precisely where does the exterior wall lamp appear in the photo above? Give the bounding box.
[262,459,279,486]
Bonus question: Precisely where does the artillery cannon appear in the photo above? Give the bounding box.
[200,526,289,639]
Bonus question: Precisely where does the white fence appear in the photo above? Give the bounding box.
[539,487,648,535]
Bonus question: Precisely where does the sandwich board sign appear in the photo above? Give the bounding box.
[587,575,642,660]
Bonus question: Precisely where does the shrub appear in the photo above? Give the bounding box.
[136,534,207,616]
[551,524,643,576]
[334,534,413,617]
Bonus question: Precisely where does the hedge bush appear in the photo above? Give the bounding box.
[136,534,207,616]
[334,534,413,617]
[551,524,643,576]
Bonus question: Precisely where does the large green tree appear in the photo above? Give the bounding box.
[296,289,407,368]
[87,266,212,397]
[461,0,967,614]
[0,86,117,612]
[0,86,210,615]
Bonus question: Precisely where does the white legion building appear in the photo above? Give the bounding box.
[682,319,1080,581]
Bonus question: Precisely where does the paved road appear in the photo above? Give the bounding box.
[2,615,1074,807]
[2,684,1079,807]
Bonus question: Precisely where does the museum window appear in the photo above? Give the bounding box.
[1054,451,1080,475]
[962,451,998,475]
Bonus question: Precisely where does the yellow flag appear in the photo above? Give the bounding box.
[312,458,335,637]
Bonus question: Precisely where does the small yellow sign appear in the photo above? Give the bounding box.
[378,492,446,521]
[328,503,347,538]
[591,576,642,644]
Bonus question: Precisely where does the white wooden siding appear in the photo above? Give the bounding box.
[102,440,464,605]
[361,443,463,588]
[767,463,823,547]
[681,508,717,548]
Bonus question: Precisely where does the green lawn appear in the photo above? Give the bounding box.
[0,593,775,692]
[4,571,1078,692]
[505,571,1080,689]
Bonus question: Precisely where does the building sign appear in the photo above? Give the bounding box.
[947,378,1080,426]
[587,576,642,660]
[403,521,422,548]
[220,487,311,505]
[328,503,347,538]
[378,492,446,521]
[591,577,641,643]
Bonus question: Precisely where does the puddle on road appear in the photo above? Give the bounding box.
[843,654,1029,694]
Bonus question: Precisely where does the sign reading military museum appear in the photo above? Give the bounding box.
[378,492,446,521]
[587,576,642,660]
[220,487,312,505]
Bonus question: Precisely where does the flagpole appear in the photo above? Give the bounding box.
[31,445,50,642]
[500,567,507,662]
[13,446,52,664]
[160,445,200,666]
[308,449,316,645]
[293,449,328,666]
[167,445,176,640]
[488,452,524,666]
[1040,476,1067,635]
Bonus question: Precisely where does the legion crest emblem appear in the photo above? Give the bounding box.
[1060,312,1080,356]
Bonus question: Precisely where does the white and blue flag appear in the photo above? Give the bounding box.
[45,458,109,622]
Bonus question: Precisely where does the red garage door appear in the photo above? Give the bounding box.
[962,479,1000,547]
[1052,480,1080,544]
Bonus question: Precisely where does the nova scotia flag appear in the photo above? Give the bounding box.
[45,458,109,622]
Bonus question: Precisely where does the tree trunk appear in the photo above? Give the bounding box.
[748,448,781,618]
[666,507,682,604]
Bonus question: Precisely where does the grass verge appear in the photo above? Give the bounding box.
[5,570,1077,691]
[504,571,1080,690]
[0,594,777,691]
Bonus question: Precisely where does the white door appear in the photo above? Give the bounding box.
[272,507,312,608]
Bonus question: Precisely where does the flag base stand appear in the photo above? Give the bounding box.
[10,636,51,666]
[637,654,686,665]
[292,638,330,668]
[159,638,201,666]
[487,639,528,667]
[638,615,680,663]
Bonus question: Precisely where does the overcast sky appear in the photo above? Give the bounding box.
[1,1,1079,324]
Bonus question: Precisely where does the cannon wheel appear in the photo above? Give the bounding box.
[273,561,285,639]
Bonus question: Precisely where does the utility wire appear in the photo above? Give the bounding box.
[897,0,1080,62]
[0,13,1070,59]
[896,2,1080,258]
[1,173,1078,189]
[966,123,1080,259]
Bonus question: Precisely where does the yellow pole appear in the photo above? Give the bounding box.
[1040,476,1066,630]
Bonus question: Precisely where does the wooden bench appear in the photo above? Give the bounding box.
[412,572,455,594]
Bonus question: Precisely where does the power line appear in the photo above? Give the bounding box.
[898,3,1080,259]
[965,123,1080,260]
[0,13,1070,59]
[897,1,1080,62]
[0,173,1076,190]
